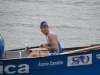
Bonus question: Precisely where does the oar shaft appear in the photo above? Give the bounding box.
[7,46,40,51]
[61,45,100,54]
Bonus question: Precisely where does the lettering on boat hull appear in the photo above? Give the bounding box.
[38,60,63,67]
[67,54,92,66]
[96,54,100,59]
[0,64,29,74]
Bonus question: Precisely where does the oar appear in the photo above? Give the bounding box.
[61,45,100,54]
[7,46,40,51]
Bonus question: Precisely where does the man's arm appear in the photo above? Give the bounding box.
[42,33,58,50]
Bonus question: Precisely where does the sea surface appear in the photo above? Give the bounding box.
[0,0,100,50]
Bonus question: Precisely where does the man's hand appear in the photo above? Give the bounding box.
[40,43,48,48]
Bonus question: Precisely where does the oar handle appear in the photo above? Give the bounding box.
[27,46,40,49]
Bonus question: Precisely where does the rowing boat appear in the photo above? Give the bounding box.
[0,44,100,75]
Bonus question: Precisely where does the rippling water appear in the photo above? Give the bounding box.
[0,0,100,50]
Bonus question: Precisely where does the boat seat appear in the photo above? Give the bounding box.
[3,50,30,59]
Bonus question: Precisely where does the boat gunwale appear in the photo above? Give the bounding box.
[1,44,100,60]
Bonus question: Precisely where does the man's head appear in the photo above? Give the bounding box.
[40,21,49,35]
[40,21,49,28]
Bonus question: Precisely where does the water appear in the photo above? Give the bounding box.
[0,0,100,50]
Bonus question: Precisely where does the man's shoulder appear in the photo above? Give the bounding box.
[49,32,56,35]
[48,32,56,36]
[48,32,56,39]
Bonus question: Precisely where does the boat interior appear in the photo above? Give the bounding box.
[1,44,100,59]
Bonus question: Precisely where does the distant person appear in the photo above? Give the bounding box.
[0,34,4,59]
[27,21,62,58]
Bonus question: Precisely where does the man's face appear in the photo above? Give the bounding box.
[40,27,49,35]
